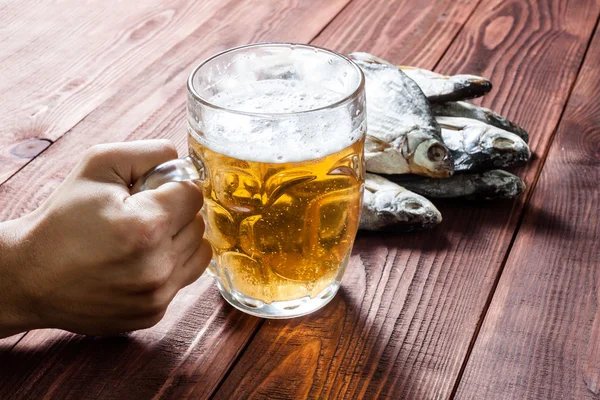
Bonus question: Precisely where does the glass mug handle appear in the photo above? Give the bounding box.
[130,156,203,194]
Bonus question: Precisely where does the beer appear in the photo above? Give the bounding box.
[188,79,365,304]
[190,138,363,303]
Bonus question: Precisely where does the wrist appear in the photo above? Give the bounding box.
[0,214,43,337]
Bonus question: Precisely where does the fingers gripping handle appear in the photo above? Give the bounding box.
[131,156,202,194]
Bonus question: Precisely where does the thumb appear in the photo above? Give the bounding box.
[79,140,179,186]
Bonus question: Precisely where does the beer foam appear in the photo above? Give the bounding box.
[209,80,345,113]
[190,80,362,163]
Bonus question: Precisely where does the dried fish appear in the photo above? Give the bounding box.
[432,101,529,143]
[437,116,530,171]
[360,173,442,231]
[399,66,492,103]
[385,169,526,200]
[349,52,454,178]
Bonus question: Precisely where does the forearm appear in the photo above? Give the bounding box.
[0,215,40,338]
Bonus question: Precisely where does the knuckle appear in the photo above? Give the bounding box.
[157,139,177,157]
[154,139,178,159]
[147,292,171,315]
[120,212,169,255]
[138,265,173,292]
[161,181,203,212]
[85,143,116,163]
[85,143,108,158]
[121,271,168,294]
[183,181,204,207]
[104,213,138,256]
[81,144,112,170]
[136,277,165,294]
[138,214,167,245]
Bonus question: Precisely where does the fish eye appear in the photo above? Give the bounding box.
[404,200,422,210]
[427,144,448,162]
[493,137,516,149]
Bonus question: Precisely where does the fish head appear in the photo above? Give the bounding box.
[480,128,531,166]
[410,138,454,178]
[372,189,442,231]
[475,170,526,200]
[454,74,493,90]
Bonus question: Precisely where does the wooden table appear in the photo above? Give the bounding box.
[1,0,599,398]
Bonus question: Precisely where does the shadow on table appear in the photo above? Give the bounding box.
[0,281,255,399]
[0,191,570,399]
[357,194,570,247]
[437,197,571,237]
[0,329,220,399]
[0,334,167,398]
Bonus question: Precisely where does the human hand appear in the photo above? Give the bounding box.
[0,140,212,337]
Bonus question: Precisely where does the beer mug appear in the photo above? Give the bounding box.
[133,43,366,318]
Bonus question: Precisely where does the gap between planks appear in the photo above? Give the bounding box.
[0,106,87,188]
[208,318,267,400]
[447,12,600,400]
[0,91,102,362]
[429,0,482,77]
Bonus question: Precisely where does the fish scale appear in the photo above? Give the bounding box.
[349,52,454,178]
[385,169,526,200]
[431,101,529,143]
[349,52,530,230]
[359,173,442,231]
[437,116,531,172]
[398,66,492,103]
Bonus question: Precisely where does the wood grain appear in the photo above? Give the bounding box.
[0,0,484,397]
[0,0,318,184]
[0,0,233,183]
[214,0,600,398]
[0,0,350,219]
[455,22,600,400]
[1,1,599,399]
[311,0,480,69]
[437,0,600,184]
[0,333,25,354]
[0,0,351,398]
[0,278,261,399]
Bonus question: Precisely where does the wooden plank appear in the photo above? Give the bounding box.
[0,0,229,184]
[213,0,600,398]
[0,0,350,217]
[0,0,309,184]
[0,279,259,399]
[311,0,479,69]
[0,0,350,398]
[455,22,600,400]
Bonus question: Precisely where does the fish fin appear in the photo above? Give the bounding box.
[365,135,391,152]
